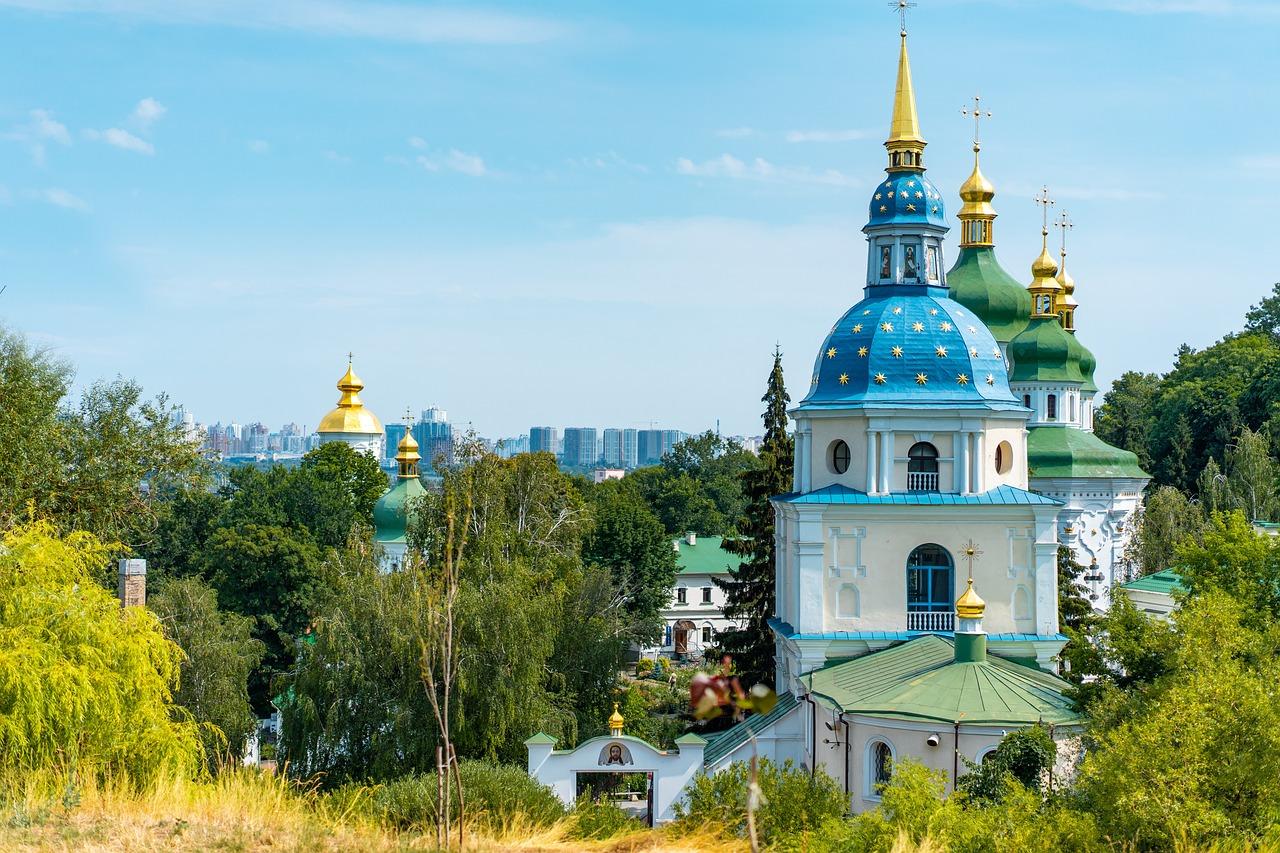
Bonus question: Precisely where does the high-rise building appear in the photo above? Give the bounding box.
[622,428,638,468]
[562,427,598,468]
[413,408,454,472]
[602,428,640,468]
[384,423,409,461]
[529,426,558,455]
[637,429,684,466]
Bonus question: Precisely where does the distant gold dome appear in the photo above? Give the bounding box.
[317,360,384,435]
[1057,266,1076,297]
[608,702,625,734]
[959,153,995,204]
[1031,245,1059,282]
[956,577,986,619]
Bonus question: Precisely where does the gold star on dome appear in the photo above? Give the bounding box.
[967,326,977,334]
[827,347,838,359]
[852,323,863,333]
[985,374,996,385]
[880,205,888,213]
[863,309,872,315]
[931,206,939,214]
[916,373,929,385]
[907,180,917,187]
[874,193,883,201]
[969,346,979,357]
[838,373,849,385]
[888,191,895,198]
[935,345,948,357]
[906,203,917,211]
[915,191,924,199]
[857,346,868,357]
[881,322,894,332]
[940,321,953,332]
[884,181,892,188]
[992,347,1003,359]
[957,373,970,386]
[928,308,938,316]
[912,321,925,332]
[891,345,904,357]
[893,306,903,315]
[874,373,887,384]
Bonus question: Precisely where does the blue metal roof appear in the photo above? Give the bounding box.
[773,483,1063,507]
[769,617,1067,645]
[865,171,946,228]
[799,287,1021,412]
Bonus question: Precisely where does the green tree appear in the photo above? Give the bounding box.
[1222,426,1280,522]
[957,724,1057,805]
[1244,281,1280,338]
[299,440,388,527]
[1124,484,1205,576]
[147,487,226,586]
[202,523,322,713]
[0,521,201,785]
[1094,370,1160,473]
[149,576,265,765]
[1176,510,1280,628]
[581,479,677,642]
[717,348,792,687]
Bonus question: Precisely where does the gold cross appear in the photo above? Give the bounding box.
[889,0,917,35]
[959,539,983,580]
[961,95,991,150]
[1055,210,1074,261]
[1034,186,1055,237]
[347,351,354,363]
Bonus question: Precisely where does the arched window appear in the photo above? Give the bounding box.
[995,440,1013,475]
[868,740,894,793]
[837,584,860,619]
[907,442,939,492]
[1047,394,1057,420]
[829,440,851,475]
[1023,394,1032,410]
[906,544,954,631]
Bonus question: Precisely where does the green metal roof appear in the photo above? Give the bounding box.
[1008,316,1086,383]
[373,475,426,544]
[946,246,1032,344]
[674,535,741,576]
[801,635,1081,727]
[1027,427,1150,480]
[1119,568,1184,595]
[702,692,799,766]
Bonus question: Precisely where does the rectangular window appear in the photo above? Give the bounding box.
[701,587,712,604]
[926,246,939,282]
[702,627,713,644]
[1047,394,1058,420]
[879,245,892,279]
[903,244,919,280]
[663,624,672,645]
[1023,394,1032,409]
[676,587,687,605]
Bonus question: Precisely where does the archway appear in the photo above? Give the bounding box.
[673,620,696,657]
[907,442,940,492]
[906,544,954,631]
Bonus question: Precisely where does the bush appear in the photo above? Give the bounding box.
[652,658,668,680]
[568,794,644,840]
[364,761,565,832]
[635,658,655,678]
[674,758,846,845]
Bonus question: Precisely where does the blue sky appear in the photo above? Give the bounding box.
[2,0,1277,437]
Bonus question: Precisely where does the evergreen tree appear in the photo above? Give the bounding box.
[716,347,792,687]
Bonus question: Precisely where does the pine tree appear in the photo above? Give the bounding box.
[716,347,792,688]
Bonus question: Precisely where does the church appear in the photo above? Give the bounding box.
[528,13,1146,817]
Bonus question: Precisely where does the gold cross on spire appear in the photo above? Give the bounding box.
[889,0,917,36]
[347,351,354,363]
[1055,210,1074,262]
[959,539,984,580]
[961,95,991,151]
[1034,185,1055,243]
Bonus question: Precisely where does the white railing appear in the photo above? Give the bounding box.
[907,611,955,632]
[907,472,939,492]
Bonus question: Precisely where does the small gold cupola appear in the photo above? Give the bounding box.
[955,577,986,619]
[1028,187,1063,318]
[884,12,926,173]
[317,354,384,436]
[608,702,625,737]
[958,97,996,247]
[1055,211,1078,331]
[395,417,421,480]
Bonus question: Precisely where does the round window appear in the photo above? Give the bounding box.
[829,440,851,475]
[995,440,1013,475]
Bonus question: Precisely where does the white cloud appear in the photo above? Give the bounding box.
[716,127,756,139]
[0,0,567,44]
[84,127,155,155]
[132,97,165,128]
[443,149,486,177]
[676,154,857,188]
[408,136,428,150]
[785,129,871,143]
[34,188,89,211]
[4,108,71,165]
[248,139,270,154]
[408,139,488,177]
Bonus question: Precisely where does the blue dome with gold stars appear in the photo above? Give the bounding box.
[800,287,1020,410]
[867,172,946,229]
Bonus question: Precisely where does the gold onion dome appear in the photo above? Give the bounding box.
[395,429,421,477]
[608,703,625,734]
[955,577,986,619]
[1031,245,1059,283]
[959,152,995,211]
[317,359,384,435]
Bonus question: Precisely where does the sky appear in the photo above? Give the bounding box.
[2,0,1278,438]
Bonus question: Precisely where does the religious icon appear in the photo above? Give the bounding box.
[904,245,918,280]
[598,742,633,766]
[926,246,939,282]
[879,246,892,279]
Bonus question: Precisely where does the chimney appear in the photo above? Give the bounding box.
[118,558,147,608]
[686,532,697,546]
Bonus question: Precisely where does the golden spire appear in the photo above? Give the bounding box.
[317,354,384,435]
[1055,211,1078,331]
[958,96,995,247]
[608,702,625,736]
[395,409,420,480]
[1028,187,1062,318]
[885,2,926,172]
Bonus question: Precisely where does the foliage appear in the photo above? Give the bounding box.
[148,577,266,766]
[568,795,644,840]
[614,682,684,750]
[580,478,678,643]
[635,658,655,678]
[957,726,1057,805]
[1094,370,1160,474]
[674,759,846,845]
[359,762,566,832]
[1176,510,1280,628]
[1244,281,1280,338]
[717,347,793,686]
[1124,484,1206,577]
[0,521,201,786]
[627,431,760,536]
[0,327,206,556]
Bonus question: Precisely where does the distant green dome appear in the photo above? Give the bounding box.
[1008,317,1085,383]
[373,476,425,545]
[1074,337,1099,394]
[1027,427,1149,480]
[946,247,1032,345]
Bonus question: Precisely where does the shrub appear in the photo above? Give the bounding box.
[673,758,846,845]
[635,658,655,678]
[364,761,565,831]
[568,794,644,840]
[652,658,668,680]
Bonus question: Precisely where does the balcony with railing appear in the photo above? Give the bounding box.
[906,471,939,492]
[906,610,955,632]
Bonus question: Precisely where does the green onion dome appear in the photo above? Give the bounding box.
[947,247,1032,345]
[1008,316,1085,384]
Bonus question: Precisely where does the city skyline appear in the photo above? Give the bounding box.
[3,2,1278,435]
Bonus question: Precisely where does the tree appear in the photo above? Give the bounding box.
[0,521,201,785]
[717,347,793,687]
[1221,426,1280,522]
[1244,281,1280,338]
[1123,485,1205,576]
[1094,371,1160,473]
[203,523,322,713]
[581,480,678,642]
[957,725,1057,804]
[1176,510,1280,629]
[299,440,388,527]
[149,576,265,765]
[147,487,226,586]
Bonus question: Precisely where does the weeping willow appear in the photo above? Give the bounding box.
[0,521,201,786]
